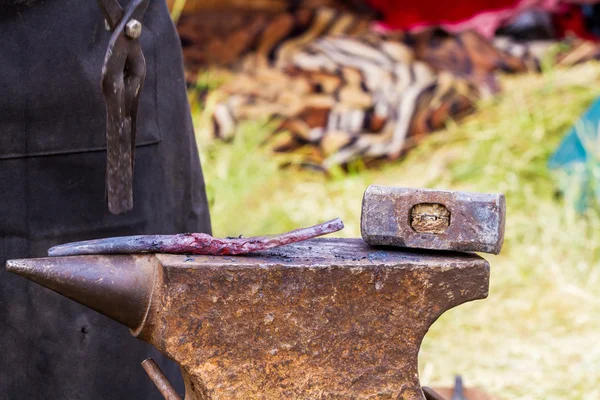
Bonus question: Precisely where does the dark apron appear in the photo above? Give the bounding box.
[0,1,212,398]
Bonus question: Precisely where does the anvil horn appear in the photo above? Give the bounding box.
[6,255,156,331]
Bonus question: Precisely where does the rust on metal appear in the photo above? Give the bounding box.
[141,358,182,400]
[361,185,506,254]
[97,0,150,214]
[47,218,344,257]
[7,239,489,399]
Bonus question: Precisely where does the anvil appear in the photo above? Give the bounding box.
[7,238,489,399]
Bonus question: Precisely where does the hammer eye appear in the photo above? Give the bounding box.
[410,203,450,234]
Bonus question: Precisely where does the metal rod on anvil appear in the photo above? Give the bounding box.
[141,359,182,400]
[47,218,344,257]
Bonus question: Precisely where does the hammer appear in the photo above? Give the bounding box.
[361,185,506,254]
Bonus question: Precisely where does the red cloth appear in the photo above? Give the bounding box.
[367,0,595,40]
[554,4,597,39]
[367,0,520,31]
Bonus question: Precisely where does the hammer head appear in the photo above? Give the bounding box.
[361,186,506,254]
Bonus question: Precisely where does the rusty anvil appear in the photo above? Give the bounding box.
[5,187,503,399]
[6,240,489,399]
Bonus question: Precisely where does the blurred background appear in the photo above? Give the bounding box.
[167,1,600,398]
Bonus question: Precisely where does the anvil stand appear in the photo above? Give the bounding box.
[7,238,489,400]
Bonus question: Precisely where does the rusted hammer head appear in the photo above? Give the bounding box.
[361,186,506,254]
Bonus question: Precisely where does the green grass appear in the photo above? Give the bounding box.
[193,63,600,399]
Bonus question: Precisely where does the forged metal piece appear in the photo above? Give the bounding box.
[97,0,150,214]
[47,219,344,256]
[361,185,506,254]
[7,239,490,400]
[142,359,182,400]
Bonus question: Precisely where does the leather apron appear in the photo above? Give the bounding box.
[0,0,211,398]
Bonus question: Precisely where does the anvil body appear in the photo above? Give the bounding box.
[7,238,489,400]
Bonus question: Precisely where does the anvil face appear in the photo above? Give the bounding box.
[7,239,489,400]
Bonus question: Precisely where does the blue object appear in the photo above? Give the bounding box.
[582,4,600,39]
[549,97,600,212]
